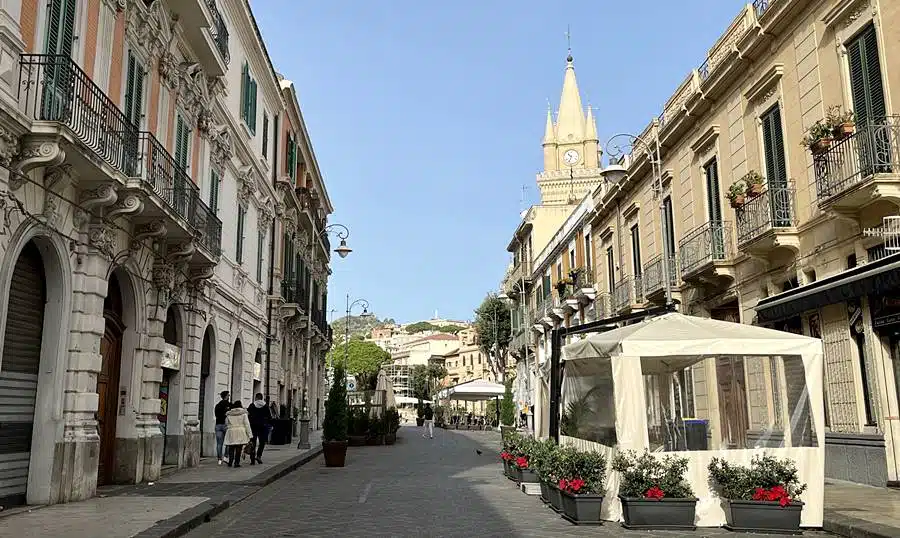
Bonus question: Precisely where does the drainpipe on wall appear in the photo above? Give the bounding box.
[264,113,280,403]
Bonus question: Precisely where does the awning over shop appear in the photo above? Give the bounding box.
[755,253,900,323]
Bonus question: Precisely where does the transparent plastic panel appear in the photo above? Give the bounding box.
[561,358,617,447]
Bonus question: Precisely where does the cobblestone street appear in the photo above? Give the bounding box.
[186,428,832,538]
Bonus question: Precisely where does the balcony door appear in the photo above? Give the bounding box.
[41,0,77,121]
[121,52,145,176]
[848,24,890,175]
[704,159,725,259]
[761,104,792,227]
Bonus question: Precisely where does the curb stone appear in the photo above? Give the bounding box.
[823,510,900,538]
[135,445,323,538]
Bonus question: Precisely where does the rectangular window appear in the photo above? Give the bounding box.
[761,104,787,188]
[236,205,245,264]
[287,134,297,182]
[542,274,551,299]
[606,246,615,293]
[240,61,258,134]
[556,262,562,281]
[209,169,220,213]
[256,231,264,283]
[45,0,77,57]
[631,224,642,277]
[174,114,191,171]
[662,196,676,258]
[262,112,269,158]
[584,233,592,271]
[569,249,576,270]
[848,24,886,128]
[123,51,145,128]
[704,159,725,258]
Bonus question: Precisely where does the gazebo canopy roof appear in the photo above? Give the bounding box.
[437,379,505,401]
[564,312,821,370]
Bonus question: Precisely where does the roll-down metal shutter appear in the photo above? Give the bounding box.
[0,243,46,507]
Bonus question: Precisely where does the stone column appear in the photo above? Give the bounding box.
[53,250,108,503]
[181,301,205,468]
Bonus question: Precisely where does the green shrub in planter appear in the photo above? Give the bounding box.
[557,446,607,525]
[708,454,807,533]
[612,450,697,530]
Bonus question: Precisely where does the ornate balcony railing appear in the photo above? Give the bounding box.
[596,293,613,319]
[753,0,773,18]
[206,0,230,65]
[643,254,679,297]
[613,276,635,311]
[698,7,752,81]
[814,117,900,203]
[573,267,595,288]
[188,189,222,257]
[679,221,733,276]
[736,184,795,244]
[133,132,197,219]
[19,54,139,175]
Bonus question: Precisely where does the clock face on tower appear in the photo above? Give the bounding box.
[563,149,580,165]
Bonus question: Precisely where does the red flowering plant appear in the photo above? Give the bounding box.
[611,450,694,500]
[708,455,807,507]
[555,445,607,496]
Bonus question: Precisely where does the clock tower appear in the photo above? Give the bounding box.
[537,53,604,206]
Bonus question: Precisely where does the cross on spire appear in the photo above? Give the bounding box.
[565,25,572,57]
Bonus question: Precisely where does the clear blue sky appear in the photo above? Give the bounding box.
[251,0,746,324]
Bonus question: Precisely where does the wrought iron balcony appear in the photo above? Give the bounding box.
[206,0,230,65]
[643,254,679,299]
[595,293,613,320]
[753,0,772,17]
[189,189,222,257]
[736,184,795,246]
[613,276,639,312]
[280,276,309,307]
[678,221,734,278]
[19,54,138,175]
[814,117,900,208]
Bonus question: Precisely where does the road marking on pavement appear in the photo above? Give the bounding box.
[358,481,373,504]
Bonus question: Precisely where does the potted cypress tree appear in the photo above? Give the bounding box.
[500,379,516,438]
[708,454,806,533]
[612,450,697,530]
[558,446,607,525]
[322,364,349,467]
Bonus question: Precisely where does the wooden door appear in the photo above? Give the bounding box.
[97,323,122,485]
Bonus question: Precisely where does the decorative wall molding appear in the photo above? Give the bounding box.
[13,140,65,183]
[744,64,784,104]
[209,125,234,172]
[237,166,257,208]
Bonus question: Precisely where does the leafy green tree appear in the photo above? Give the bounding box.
[411,364,449,401]
[405,321,437,333]
[500,378,516,426]
[437,324,465,334]
[323,364,349,442]
[326,339,391,390]
[474,293,512,382]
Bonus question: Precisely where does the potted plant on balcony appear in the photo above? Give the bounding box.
[558,445,608,525]
[555,276,573,296]
[322,364,349,467]
[708,454,807,533]
[827,105,856,139]
[802,120,834,155]
[742,171,765,198]
[726,180,748,209]
[612,450,697,530]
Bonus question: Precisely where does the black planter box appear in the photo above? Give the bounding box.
[348,435,366,447]
[547,484,564,512]
[560,490,604,525]
[509,465,523,482]
[724,499,803,534]
[620,496,698,530]
[539,480,550,504]
[519,468,539,484]
[502,460,511,477]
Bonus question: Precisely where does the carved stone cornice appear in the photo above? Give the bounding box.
[209,125,233,172]
[156,51,224,132]
[106,193,144,221]
[88,221,117,258]
[152,260,176,295]
[131,220,167,251]
[12,140,65,185]
[237,166,257,208]
[166,242,195,265]
[0,126,20,168]
[259,203,275,233]
[124,0,173,63]
[233,265,248,293]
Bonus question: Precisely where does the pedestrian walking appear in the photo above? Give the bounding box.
[247,392,272,464]
[214,391,230,465]
[422,403,434,439]
[224,400,252,468]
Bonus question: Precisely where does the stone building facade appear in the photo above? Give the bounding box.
[0,0,333,508]
[504,0,900,488]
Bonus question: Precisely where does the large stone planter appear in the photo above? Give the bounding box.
[620,496,697,530]
[508,465,523,482]
[547,483,564,513]
[560,490,604,525]
[322,440,348,467]
[724,499,803,534]
[348,435,366,447]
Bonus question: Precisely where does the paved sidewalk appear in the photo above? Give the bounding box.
[0,430,322,538]
[824,479,900,538]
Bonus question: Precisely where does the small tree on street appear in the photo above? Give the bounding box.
[326,339,392,390]
[474,293,512,383]
[323,364,348,442]
[500,378,516,426]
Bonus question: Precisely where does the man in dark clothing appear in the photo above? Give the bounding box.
[214,391,230,464]
[247,392,272,464]
[422,403,435,439]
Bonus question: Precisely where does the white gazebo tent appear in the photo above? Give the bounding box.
[560,313,825,528]
[437,379,506,425]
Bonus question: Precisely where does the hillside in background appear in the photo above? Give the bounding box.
[330,314,394,340]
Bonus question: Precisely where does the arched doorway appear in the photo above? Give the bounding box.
[231,339,243,403]
[199,325,214,456]
[160,306,182,465]
[98,272,125,486]
[0,242,46,507]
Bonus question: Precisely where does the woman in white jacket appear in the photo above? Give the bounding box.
[224,400,252,467]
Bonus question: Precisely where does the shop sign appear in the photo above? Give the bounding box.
[871,295,900,329]
[253,361,262,381]
[161,343,181,370]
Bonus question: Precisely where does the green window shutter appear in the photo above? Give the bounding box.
[762,104,787,188]
[124,53,136,124]
[134,63,145,127]
[209,170,220,213]
[864,26,886,122]
[236,206,245,263]
[848,25,886,127]
[262,113,269,157]
[46,0,76,57]
[45,0,63,55]
[175,116,190,170]
[60,0,75,58]
[256,231,264,282]
[240,62,248,122]
[705,159,722,223]
[250,79,258,134]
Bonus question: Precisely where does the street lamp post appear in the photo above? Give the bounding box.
[344,294,371,374]
[604,121,674,306]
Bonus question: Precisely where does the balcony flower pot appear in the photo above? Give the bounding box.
[729,195,746,208]
[747,182,764,197]
[322,440,348,467]
[723,499,804,534]
[810,137,833,155]
[560,489,605,525]
[834,122,855,139]
[619,496,698,530]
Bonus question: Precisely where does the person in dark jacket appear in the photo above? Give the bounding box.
[247,393,272,464]
[422,403,435,439]
[214,391,230,465]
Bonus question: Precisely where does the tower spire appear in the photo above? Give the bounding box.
[542,103,556,145]
[555,44,585,142]
[585,105,598,142]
